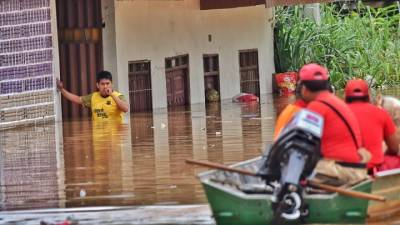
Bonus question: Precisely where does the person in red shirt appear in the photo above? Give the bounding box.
[274,82,336,140]
[298,63,370,184]
[345,79,400,172]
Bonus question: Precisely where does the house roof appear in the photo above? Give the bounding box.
[265,0,334,7]
[200,0,334,10]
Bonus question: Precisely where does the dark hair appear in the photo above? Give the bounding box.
[301,80,330,92]
[295,81,303,98]
[96,71,112,82]
[346,96,369,103]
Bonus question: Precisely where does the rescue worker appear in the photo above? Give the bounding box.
[345,79,400,172]
[298,64,370,184]
[56,71,129,122]
[274,78,334,140]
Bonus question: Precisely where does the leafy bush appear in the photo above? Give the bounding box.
[273,3,400,89]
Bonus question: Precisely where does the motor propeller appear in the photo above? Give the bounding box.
[257,109,324,223]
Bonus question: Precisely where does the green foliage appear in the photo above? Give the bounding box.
[273,3,400,88]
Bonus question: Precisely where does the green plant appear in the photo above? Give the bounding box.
[273,2,400,89]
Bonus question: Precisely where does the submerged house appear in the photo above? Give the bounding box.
[0,0,333,127]
[59,0,335,119]
[59,0,276,118]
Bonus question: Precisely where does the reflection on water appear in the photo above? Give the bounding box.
[60,100,276,207]
[0,94,276,210]
[64,121,132,207]
[0,123,63,210]
[0,91,399,225]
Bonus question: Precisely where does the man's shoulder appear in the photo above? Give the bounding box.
[112,91,122,96]
[320,92,342,102]
[81,92,97,108]
[361,102,389,115]
[112,91,126,101]
[308,93,347,114]
[349,102,380,116]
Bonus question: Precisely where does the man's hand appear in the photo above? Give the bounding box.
[105,87,114,96]
[358,147,371,164]
[55,79,83,105]
[110,91,129,113]
[56,78,64,92]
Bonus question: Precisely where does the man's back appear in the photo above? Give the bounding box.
[307,91,362,163]
[348,102,396,167]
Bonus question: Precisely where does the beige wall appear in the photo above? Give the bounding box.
[102,0,118,87]
[104,0,275,109]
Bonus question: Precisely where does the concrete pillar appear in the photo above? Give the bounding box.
[101,0,118,89]
[51,0,62,123]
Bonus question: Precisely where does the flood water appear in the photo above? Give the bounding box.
[1,91,400,224]
[0,94,282,210]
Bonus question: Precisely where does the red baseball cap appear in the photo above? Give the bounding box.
[299,63,329,81]
[345,79,369,98]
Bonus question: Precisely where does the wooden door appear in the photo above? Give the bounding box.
[128,61,152,112]
[166,70,187,106]
[165,55,189,107]
[239,50,260,97]
[56,0,103,119]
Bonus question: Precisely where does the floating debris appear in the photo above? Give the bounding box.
[40,216,78,225]
[79,189,86,198]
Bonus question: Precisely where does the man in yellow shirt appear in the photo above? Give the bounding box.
[56,71,129,122]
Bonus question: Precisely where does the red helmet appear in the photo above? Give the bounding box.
[345,79,369,99]
[299,63,329,81]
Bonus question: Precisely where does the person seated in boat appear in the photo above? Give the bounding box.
[345,79,400,172]
[298,63,370,185]
[377,94,400,127]
[56,71,129,123]
[274,82,335,140]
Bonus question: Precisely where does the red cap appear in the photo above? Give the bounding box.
[299,64,329,81]
[345,79,369,98]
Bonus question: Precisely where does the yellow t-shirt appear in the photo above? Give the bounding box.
[81,91,126,122]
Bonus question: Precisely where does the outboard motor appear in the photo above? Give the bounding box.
[257,109,324,223]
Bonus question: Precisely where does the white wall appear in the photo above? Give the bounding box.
[107,0,275,109]
[102,0,118,86]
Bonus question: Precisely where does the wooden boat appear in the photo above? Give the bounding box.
[197,157,400,225]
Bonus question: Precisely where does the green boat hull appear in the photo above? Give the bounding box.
[196,157,400,225]
[202,180,371,225]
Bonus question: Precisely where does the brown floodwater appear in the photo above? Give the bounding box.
[0,94,283,210]
[0,91,399,224]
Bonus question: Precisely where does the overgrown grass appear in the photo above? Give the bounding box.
[274,3,400,89]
